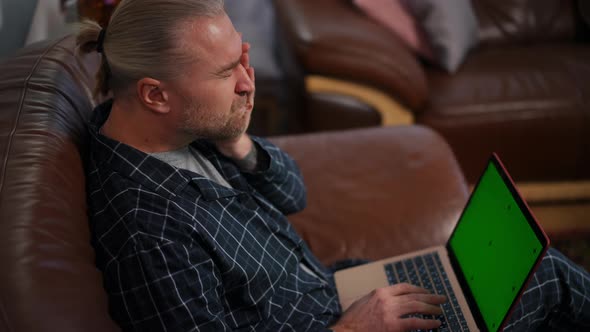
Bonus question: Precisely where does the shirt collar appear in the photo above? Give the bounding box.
[87,100,242,201]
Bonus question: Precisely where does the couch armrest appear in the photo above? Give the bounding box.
[275,0,429,110]
[0,36,119,332]
[269,126,469,265]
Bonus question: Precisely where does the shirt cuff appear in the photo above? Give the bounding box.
[233,139,270,173]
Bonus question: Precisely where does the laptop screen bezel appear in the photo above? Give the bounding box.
[445,154,550,332]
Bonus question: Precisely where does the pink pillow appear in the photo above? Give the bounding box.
[354,0,434,60]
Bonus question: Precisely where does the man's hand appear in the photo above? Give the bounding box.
[213,41,256,161]
[241,41,255,109]
[331,284,447,332]
[214,134,254,161]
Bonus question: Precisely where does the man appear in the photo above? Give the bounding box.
[78,0,590,331]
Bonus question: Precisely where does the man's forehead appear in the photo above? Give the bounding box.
[183,14,242,67]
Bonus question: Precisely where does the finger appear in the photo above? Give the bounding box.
[399,317,442,331]
[389,283,430,296]
[240,52,250,69]
[402,293,447,305]
[242,42,250,53]
[247,67,255,83]
[244,53,250,68]
[397,300,443,316]
[240,53,250,72]
[248,89,255,107]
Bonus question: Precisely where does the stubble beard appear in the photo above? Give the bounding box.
[180,96,251,141]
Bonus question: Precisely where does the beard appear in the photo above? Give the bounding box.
[179,94,251,141]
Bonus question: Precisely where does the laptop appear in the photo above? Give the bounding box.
[334,154,550,332]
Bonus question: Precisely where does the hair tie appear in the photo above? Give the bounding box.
[96,28,106,53]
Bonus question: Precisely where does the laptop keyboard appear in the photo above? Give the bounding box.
[384,252,470,332]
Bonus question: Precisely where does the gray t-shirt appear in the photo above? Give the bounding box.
[150,146,232,189]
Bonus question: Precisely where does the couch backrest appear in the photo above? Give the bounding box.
[0,36,119,332]
[473,0,586,47]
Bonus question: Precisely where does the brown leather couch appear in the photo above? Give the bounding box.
[274,0,590,232]
[0,36,471,331]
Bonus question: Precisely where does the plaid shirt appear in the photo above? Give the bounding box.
[86,101,341,331]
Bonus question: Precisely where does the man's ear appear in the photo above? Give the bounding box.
[137,78,170,114]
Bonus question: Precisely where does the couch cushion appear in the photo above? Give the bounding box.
[419,44,590,182]
[352,0,434,60]
[274,0,429,110]
[0,36,119,332]
[473,0,578,47]
[405,0,480,73]
[271,126,469,264]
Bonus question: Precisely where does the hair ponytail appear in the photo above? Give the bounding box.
[76,20,111,98]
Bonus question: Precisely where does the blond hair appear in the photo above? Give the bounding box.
[76,0,224,97]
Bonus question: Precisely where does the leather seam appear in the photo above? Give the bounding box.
[0,36,70,197]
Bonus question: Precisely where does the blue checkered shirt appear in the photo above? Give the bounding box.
[86,101,341,331]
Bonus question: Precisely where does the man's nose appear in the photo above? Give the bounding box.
[235,64,254,95]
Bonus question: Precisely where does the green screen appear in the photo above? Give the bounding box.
[449,161,543,331]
